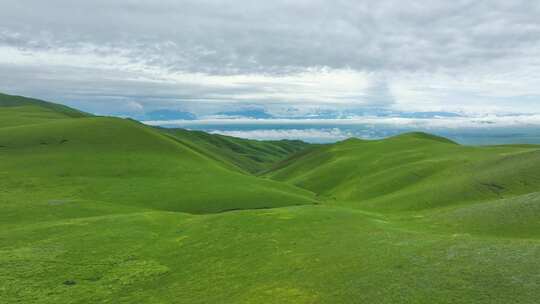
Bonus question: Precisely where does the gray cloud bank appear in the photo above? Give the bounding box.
[3,0,540,73]
[1,0,540,117]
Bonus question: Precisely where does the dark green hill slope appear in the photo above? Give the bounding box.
[265,132,540,212]
[161,128,311,173]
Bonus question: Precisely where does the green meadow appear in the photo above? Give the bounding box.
[2,92,540,303]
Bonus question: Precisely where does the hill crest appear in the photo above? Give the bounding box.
[0,92,90,118]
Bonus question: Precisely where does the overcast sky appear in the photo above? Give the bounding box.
[1,0,540,118]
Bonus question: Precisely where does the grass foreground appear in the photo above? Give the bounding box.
[2,93,540,303]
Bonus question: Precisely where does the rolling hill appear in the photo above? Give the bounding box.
[161,128,312,173]
[0,94,317,221]
[3,93,540,303]
[265,132,540,212]
[0,93,89,128]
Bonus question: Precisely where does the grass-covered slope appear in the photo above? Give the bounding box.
[0,93,89,127]
[161,128,311,173]
[0,92,312,173]
[0,92,316,217]
[4,205,540,303]
[0,116,316,220]
[266,132,540,212]
[418,191,540,238]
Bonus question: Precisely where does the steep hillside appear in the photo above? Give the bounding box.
[161,128,311,173]
[266,132,540,212]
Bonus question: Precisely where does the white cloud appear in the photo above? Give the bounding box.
[125,101,144,112]
[210,128,354,142]
[144,113,540,129]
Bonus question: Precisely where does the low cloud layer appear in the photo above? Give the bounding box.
[144,113,540,130]
[1,1,540,117]
[155,115,540,144]
[210,128,355,142]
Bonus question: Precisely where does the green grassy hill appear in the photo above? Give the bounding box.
[266,132,540,212]
[0,117,317,220]
[161,128,312,173]
[0,93,89,127]
[3,93,540,303]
